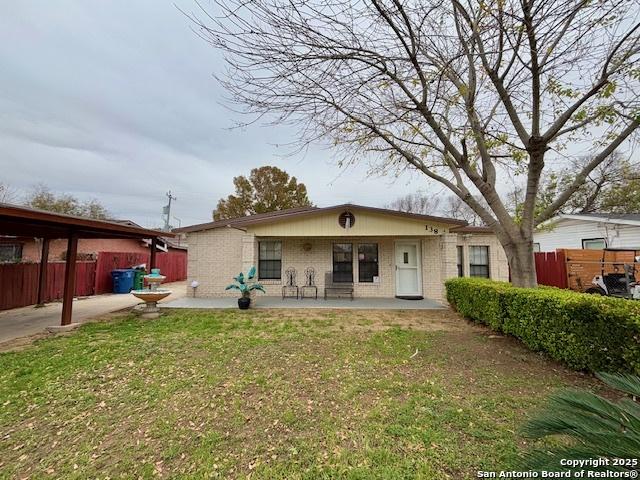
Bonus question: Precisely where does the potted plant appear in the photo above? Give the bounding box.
[225,266,265,309]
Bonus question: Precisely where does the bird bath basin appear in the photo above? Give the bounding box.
[131,273,172,319]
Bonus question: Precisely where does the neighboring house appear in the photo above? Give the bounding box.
[533,213,640,252]
[175,204,509,302]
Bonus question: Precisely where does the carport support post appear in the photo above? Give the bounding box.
[36,238,50,306]
[150,237,157,272]
[61,232,78,326]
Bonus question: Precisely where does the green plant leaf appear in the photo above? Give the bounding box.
[520,372,640,471]
[596,372,640,397]
[247,266,256,280]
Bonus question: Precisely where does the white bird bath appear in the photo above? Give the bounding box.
[131,273,172,319]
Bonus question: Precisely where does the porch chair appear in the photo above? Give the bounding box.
[324,271,354,301]
[282,267,299,299]
[300,267,318,299]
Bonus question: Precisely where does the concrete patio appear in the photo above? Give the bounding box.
[162,296,444,310]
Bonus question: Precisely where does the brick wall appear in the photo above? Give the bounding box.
[185,230,509,301]
[256,237,398,298]
[456,233,509,281]
[22,238,148,262]
[186,228,244,297]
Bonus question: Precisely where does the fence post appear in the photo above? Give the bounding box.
[557,249,568,289]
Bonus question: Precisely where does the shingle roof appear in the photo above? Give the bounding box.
[576,213,640,222]
[174,203,468,233]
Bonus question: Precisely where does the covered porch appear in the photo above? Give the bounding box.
[162,295,444,310]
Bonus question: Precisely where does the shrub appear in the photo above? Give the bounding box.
[445,278,640,374]
[520,372,640,473]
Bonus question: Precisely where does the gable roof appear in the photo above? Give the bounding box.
[553,213,640,227]
[174,203,468,234]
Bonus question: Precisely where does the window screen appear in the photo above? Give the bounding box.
[258,241,282,280]
[582,238,606,250]
[333,243,353,283]
[358,243,378,282]
[469,246,489,278]
[0,244,22,263]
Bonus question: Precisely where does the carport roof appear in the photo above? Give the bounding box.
[0,203,172,239]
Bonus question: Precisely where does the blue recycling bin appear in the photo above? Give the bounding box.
[111,269,135,294]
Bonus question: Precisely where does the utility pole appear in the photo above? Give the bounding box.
[163,190,177,231]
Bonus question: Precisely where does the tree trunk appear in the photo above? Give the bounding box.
[502,237,538,288]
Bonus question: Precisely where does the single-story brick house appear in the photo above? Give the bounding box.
[175,204,509,302]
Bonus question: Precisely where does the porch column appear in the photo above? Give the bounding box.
[440,233,458,299]
[241,233,257,273]
[150,237,157,271]
[61,232,78,326]
[36,238,50,306]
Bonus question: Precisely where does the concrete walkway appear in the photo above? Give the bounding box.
[163,295,443,310]
[0,281,186,344]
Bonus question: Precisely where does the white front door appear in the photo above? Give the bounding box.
[395,241,422,297]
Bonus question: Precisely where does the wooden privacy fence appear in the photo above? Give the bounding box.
[534,251,567,289]
[535,248,638,291]
[94,251,187,294]
[0,262,96,311]
[0,250,187,310]
[563,249,636,292]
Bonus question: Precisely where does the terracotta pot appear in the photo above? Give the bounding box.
[238,297,251,310]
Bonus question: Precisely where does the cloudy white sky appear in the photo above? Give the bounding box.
[0,0,438,228]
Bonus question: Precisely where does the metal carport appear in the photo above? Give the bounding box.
[0,203,172,328]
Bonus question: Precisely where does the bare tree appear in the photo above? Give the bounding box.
[441,195,484,226]
[190,0,640,286]
[386,191,484,224]
[385,192,441,215]
[0,183,17,204]
[506,152,640,217]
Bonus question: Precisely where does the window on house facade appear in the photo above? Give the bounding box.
[469,246,490,278]
[0,244,22,263]
[258,241,282,280]
[333,243,353,283]
[533,243,541,253]
[582,238,606,250]
[358,243,378,282]
[457,245,464,277]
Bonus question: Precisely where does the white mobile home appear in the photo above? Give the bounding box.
[534,214,640,252]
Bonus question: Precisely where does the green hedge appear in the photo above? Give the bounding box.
[445,278,640,374]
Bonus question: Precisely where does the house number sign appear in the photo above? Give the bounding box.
[425,225,442,234]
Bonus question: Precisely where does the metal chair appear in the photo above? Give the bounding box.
[323,271,354,300]
[300,267,318,299]
[282,267,299,299]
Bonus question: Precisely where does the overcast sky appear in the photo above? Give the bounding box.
[0,0,439,228]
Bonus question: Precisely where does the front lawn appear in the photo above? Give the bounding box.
[0,309,599,479]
